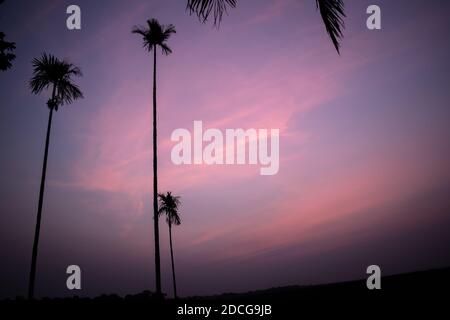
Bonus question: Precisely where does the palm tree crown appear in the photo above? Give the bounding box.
[29,53,83,109]
[132,19,176,55]
[187,0,345,53]
[158,192,181,226]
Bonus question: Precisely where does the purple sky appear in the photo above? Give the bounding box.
[1,0,450,298]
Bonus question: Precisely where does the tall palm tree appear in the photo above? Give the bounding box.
[28,53,83,299]
[186,0,345,53]
[158,192,181,299]
[132,19,176,297]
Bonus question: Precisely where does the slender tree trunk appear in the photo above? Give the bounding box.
[152,45,162,296]
[28,85,56,300]
[169,222,177,299]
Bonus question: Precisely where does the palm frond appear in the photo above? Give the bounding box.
[56,79,83,105]
[64,62,82,77]
[160,43,172,55]
[187,0,237,26]
[186,0,345,53]
[29,73,51,94]
[316,0,345,53]
[163,24,177,36]
[131,26,152,51]
[131,27,146,37]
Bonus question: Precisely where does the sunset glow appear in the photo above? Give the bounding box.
[1,0,450,299]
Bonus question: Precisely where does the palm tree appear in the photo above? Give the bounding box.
[0,32,15,71]
[186,0,345,53]
[132,19,176,297]
[158,192,181,299]
[28,53,83,299]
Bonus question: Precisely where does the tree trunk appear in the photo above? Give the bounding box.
[169,222,178,299]
[153,45,162,296]
[28,85,56,300]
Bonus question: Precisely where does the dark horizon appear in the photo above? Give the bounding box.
[1,0,450,299]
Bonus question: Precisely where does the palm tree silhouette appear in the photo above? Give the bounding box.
[187,0,345,53]
[132,19,176,297]
[0,32,15,71]
[158,192,181,299]
[28,53,83,299]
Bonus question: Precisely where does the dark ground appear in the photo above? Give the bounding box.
[2,267,449,318]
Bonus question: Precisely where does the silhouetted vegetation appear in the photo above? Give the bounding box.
[0,32,15,71]
[186,0,346,53]
[132,19,176,297]
[159,192,182,299]
[2,267,449,318]
[28,53,83,299]
[0,0,16,71]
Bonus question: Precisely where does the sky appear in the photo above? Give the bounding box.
[1,0,450,298]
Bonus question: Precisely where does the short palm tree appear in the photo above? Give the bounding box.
[0,31,16,71]
[158,192,181,299]
[28,53,83,299]
[132,19,176,297]
[187,0,345,53]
